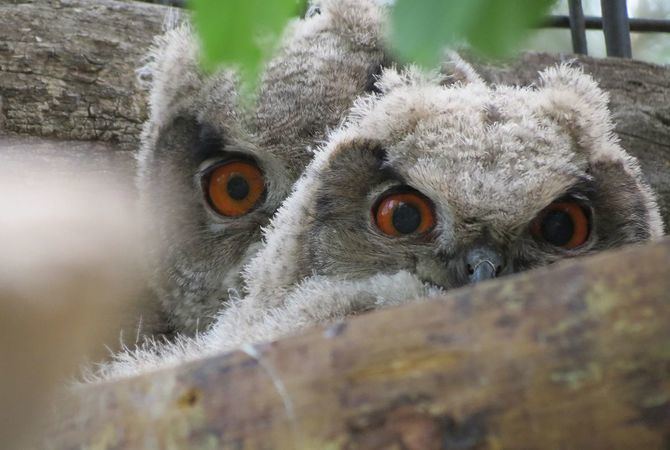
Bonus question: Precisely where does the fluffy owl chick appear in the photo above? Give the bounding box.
[223,61,664,341]
[96,61,663,381]
[242,62,663,315]
[136,0,388,336]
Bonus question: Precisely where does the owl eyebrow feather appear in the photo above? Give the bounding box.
[563,176,597,202]
[194,122,228,164]
[377,153,407,184]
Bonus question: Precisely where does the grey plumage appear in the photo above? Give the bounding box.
[135,0,389,335]
[245,61,663,308]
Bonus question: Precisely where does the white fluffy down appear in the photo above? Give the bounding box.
[92,271,440,381]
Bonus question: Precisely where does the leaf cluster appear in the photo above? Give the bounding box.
[190,0,556,86]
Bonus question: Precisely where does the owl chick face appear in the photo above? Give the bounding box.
[140,98,293,334]
[139,0,388,334]
[302,65,663,290]
[137,26,296,334]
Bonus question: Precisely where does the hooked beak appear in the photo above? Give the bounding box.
[464,245,504,284]
[469,259,498,283]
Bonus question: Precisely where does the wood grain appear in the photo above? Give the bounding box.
[46,237,670,449]
[0,0,169,149]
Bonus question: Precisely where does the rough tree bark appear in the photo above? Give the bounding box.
[0,0,668,226]
[0,0,170,149]
[45,237,670,449]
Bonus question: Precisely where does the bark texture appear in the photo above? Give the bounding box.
[0,0,170,149]
[45,237,670,449]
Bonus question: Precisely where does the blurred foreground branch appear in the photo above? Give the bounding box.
[0,165,144,449]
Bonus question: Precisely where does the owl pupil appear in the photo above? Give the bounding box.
[227,174,249,200]
[392,203,421,234]
[541,210,574,246]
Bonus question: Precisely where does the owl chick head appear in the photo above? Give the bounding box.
[136,24,294,334]
[137,0,388,334]
[246,61,664,299]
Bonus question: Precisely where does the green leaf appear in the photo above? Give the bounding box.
[190,0,305,83]
[391,0,556,66]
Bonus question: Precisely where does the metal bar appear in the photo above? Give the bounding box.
[544,16,670,33]
[600,0,632,57]
[568,0,588,54]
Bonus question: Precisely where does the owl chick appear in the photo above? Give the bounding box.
[135,0,388,336]
[96,60,663,381]
[241,61,664,319]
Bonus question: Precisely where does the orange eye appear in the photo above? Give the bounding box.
[530,201,590,249]
[373,189,435,237]
[205,160,264,217]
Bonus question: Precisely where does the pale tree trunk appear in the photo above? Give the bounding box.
[0,0,169,148]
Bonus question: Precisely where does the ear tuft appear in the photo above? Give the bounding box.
[440,51,486,86]
[315,0,386,48]
[374,65,442,94]
[536,63,615,151]
[139,22,206,130]
[538,63,610,117]
[136,9,188,91]
[440,51,485,87]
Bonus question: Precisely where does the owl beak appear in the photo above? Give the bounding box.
[464,245,503,284]
[469,259,497,283]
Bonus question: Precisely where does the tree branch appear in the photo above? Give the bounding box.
[46,237,670,449]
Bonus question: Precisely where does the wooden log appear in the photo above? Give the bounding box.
[0,0,169,149]
[45,237,670,449]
